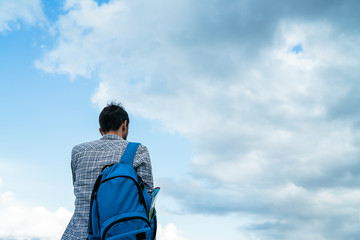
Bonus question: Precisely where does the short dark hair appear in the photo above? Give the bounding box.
[99,102,129,133]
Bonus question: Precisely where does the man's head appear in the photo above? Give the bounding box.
[99,102,129,140]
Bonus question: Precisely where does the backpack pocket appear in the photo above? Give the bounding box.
[102,212,151,240]
[106,227,151,240]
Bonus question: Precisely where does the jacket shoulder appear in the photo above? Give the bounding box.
[71,139,103,154]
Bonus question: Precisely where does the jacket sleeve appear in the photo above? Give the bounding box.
[70,145,81,185]
[133,144,154,196]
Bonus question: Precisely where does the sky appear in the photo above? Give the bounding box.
[0,0,360,239]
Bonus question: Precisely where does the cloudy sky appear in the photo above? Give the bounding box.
[1,0,360,239]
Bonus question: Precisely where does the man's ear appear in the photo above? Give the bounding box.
[99,128,104,136]
[122,120,128,130]
[122,120,129,140]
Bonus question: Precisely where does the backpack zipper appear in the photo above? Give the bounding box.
[101,215,150,240]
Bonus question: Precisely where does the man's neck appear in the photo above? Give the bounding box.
[104,130,126,140]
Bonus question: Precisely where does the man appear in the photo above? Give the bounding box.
[62,103,154,240]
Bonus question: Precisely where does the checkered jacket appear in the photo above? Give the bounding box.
[61,134,154,240]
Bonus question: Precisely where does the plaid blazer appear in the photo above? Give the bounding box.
[61,134,154,240]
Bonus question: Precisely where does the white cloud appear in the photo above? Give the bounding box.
[35,0,360,239]
[0,177,72,240]
[35,0,128,78]
[161,177,360,239]
[0,0,46,32]
[157,223,188,240]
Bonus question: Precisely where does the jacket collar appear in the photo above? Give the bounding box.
[100,134,124,141]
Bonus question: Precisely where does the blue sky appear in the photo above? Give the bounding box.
[1,0,360,239]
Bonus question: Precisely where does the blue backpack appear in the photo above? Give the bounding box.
[88,142,157,240]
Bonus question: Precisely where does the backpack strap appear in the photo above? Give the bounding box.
[120,142,140,165]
